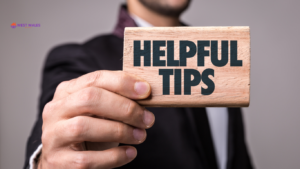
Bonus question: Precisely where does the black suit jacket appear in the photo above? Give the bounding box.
[24,5,253,169]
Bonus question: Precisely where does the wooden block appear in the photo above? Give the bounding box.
[123,27,250,107]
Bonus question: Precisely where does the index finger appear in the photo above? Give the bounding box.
[53,70,151,101]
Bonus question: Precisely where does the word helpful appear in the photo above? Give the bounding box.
[133,40,242,95]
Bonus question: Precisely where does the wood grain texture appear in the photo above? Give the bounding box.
[123,27,250,107]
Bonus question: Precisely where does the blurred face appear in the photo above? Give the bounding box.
[139,0,191,17]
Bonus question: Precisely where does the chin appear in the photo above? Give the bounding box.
[166,0,190,8]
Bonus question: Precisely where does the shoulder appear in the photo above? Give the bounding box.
[47,43,84,60]
[83,34,123,52]
[46,34,121,60]
[44,33,123,71]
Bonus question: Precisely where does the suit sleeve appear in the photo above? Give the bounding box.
[23,44,99,169]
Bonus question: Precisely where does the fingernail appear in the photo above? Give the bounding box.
[143,110,155,128]
[134,82,150,96]
[133,128,145,142]
[126,147,137,159]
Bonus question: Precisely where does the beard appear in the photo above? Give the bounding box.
[139,0,191,17]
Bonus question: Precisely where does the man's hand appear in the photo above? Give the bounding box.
[38,70,155,169]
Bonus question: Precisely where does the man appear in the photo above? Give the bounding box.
[24,0,253,168]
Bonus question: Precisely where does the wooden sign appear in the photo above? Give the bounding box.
[123,27,250,107]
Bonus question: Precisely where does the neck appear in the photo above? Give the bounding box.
[127,1,181,27]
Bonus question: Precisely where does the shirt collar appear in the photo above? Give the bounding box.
[112,4,187,38]
[130,13,153,27]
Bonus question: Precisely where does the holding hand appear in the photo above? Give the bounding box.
[39,70,155,169]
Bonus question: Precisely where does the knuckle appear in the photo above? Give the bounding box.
[44,154,58,167]
[115,122,126,140]
[68,117,86,138]
[116,72,128,90]
[56,81,69,92]
[43,102,55,121]
[42,123,60,146]
[85,71,102,87]
[73,153,90,169]
[78,87,99,103]
[124,100,136,118]
[41,130,50,145]
[107,150,122,166]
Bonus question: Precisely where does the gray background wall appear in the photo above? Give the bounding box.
[0,0,299,168]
